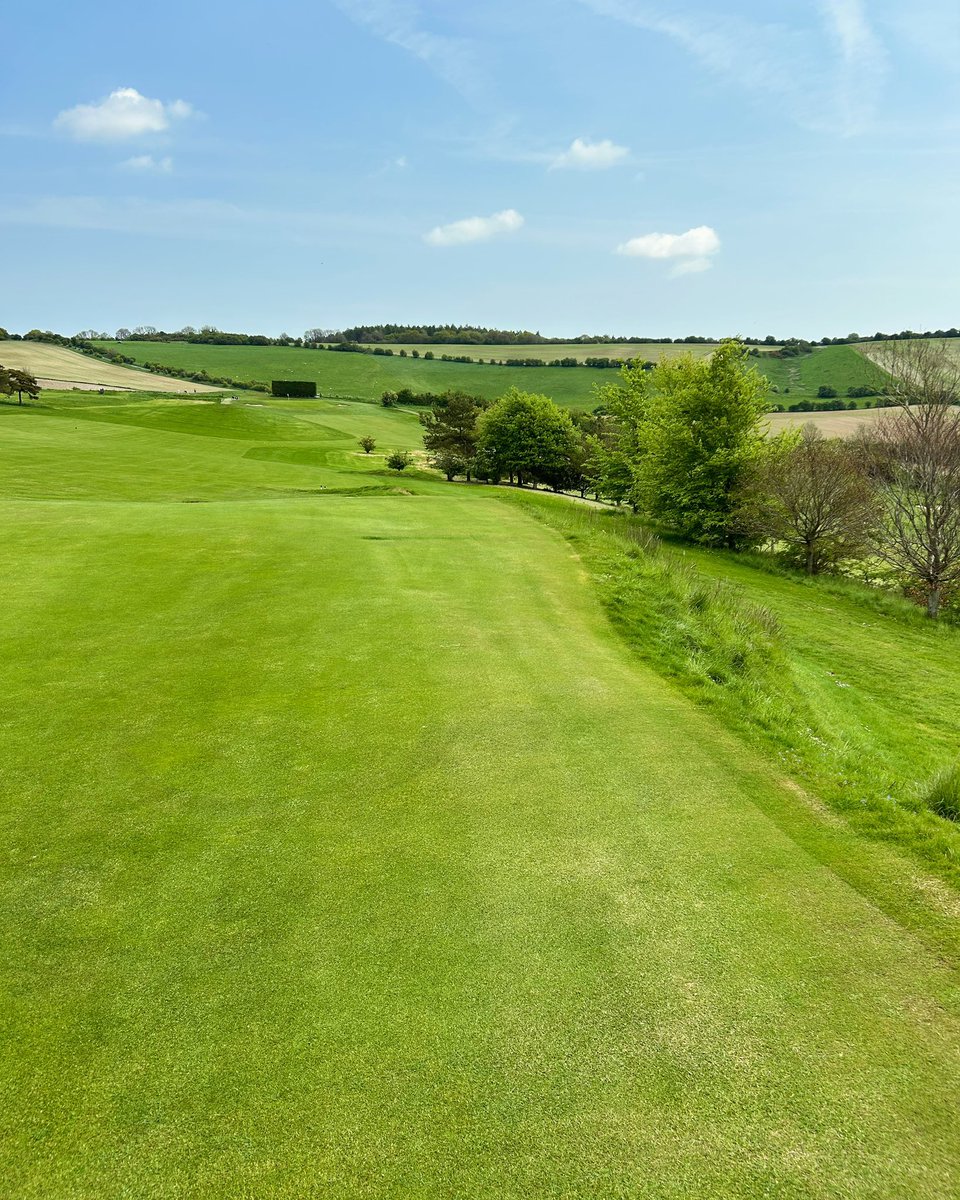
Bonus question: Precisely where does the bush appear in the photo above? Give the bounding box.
[386,449,412,471]
[923,763,960,822]
[359,436,376,454]
[817,385,838,399]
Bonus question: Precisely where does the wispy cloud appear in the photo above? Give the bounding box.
[578,0,888,135]
[332,1,488,106]
[55,88,193,141]
[0,195,413,244]
[121,154,174,173]
[617,225,720,274]
[550,137,629,170]
[424,208,524,247]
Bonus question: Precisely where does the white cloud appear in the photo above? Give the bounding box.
[617,225,720,274]
[55,88,193,141]
[424,208,524,247]
[551,137,630,170]
[121,154,173,173]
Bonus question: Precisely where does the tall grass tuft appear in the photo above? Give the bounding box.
[924,763,960,822]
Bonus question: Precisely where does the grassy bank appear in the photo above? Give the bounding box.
[513,494,960,890]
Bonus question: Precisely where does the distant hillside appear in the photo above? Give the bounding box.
[102,339,891,412]
[0,341,220,394]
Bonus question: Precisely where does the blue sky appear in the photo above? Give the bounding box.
[2,0,959,338]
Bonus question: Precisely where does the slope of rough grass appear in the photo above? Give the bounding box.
[519,499,960,884]
[2,391,960,1198]
[759,344,890,401]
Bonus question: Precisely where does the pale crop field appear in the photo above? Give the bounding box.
[0,341,221,393]
[766,407,886,436]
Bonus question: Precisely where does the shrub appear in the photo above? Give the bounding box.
[359,436,376,454]
[923,763,960,822]
[386,449,412,471]
[817,385,838,399]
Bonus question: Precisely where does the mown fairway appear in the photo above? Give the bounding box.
[2,392,960,1198]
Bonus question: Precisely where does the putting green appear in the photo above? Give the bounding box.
[1,395,959,1198]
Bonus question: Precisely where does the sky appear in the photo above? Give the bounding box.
[2,0,959,339]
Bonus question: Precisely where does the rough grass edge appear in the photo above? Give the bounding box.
[504,492,960,889]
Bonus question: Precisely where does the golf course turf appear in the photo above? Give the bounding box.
[2,391,959,1197]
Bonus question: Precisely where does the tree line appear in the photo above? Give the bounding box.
[408,339,960,619]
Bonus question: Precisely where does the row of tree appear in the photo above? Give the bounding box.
[417,340,960,618]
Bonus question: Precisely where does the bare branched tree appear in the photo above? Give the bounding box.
[738,425,877,574]
[868,337,960,407]
[865,340,960,618]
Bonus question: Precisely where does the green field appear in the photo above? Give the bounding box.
[3,389,960,1197]
[353,341,726,363]
[95,340,615,408]
[96,340,892,412]
[760,344,891,401]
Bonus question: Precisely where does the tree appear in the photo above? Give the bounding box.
[432,451,469,481]
[866,404,960,618]
[115,328,132,341]
[475,388,577,487]
[5,368,40,406]
[0,366,11,402]
[386,449,412,471]
[359,436,376,454]
[605,340,768,544]
[419,391,485,481]
[737,425,877,574]
[862,339,960,617]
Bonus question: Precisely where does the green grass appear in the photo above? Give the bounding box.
[758,344,891,402]
[517,499,960,894]
[3,390,960,1197]
[352,341,726,363]
[97,340,893,414]
[93,340,616,408]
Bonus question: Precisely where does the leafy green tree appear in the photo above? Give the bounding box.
[419,391,485,481]
[604,341,769,544]
[475,388,577,487]
[0,366,11,402]
[386,449,412,471]
[432,451,469,481]
[6,368,40,405]
[359,436,376,454]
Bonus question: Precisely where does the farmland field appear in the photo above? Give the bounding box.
[351,341,728,362]
[2,388,960,1197]
[759,344,891,401]
[98,339,892,412]
[0,341,220,393]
